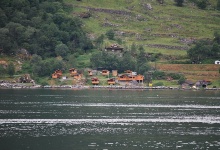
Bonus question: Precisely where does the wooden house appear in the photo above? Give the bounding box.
[112,70,118,77]
[52,69,62,79]
[74,73,83,80]
[69,68,78,76]
[107,78,115,85]
[91,77,99,85]
[124,70,132,75]
[102,70,109,76]
[117,74,144,83]
[88,70,93,76]
[135,74,144,83]
[52,73,58,79]
[105,44,123,52]
[117,74,129,81]
[105,44,123,57]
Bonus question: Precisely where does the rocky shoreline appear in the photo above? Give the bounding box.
[0,83,219,90]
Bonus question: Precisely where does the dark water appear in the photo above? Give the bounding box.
[0,89,220,150]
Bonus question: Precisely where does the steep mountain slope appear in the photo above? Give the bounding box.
[66,0,220,56]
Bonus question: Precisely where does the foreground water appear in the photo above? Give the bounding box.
[0,89,220,150]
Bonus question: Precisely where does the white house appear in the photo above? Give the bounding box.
[215,60,220,64]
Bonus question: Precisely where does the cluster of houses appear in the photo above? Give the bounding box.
[52,68,83,80]
[91,70,144,85]
[52,68,145,86]
[182,80,212,89]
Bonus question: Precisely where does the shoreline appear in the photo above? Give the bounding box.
[0,83,220,90]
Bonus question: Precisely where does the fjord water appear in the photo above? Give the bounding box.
[0,89,220,150]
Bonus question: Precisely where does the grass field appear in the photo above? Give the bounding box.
[66,0,220,57]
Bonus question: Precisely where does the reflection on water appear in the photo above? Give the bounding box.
[0,89,220,149]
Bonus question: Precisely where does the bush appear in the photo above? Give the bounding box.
[154,82,164,86]
[197,0,207,9]
[167,73,183,80]
[175,0,184,7]
[0,65,6,77]
[7,62,15,77]
[153,71,166,79]
[106,29,115,40]
[178,76,186,85]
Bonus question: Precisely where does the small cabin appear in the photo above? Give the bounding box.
[112,70,118,77]
[105,44,123,57]
[69,68,78,76]
[118,74,129,81]
[135,74,144,83]
[74,73,82,80]
[107,78,115,85]
[91,77,99,85]
[52,69,62,79]
[52,73,58,79]
[195,80,210,88]
[102,70,109,76]
[215,60,220,64]
[124,70,132,75]
[128,75,136,81]
[118,73,144,83]
[88,70,93,76]
[105,44,123,53]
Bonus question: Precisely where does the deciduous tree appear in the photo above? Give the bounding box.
[175,0,184,7]
[217,0,220,10]
[7,62,15,77]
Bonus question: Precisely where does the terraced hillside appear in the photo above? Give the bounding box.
[66,0,220,56]
[155,64,219,82]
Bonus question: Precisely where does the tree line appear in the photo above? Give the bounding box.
[175,0,220,10]
[0,0,92,58]
[187,31,220,63]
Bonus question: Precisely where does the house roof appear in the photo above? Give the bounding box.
[105,44,123,51]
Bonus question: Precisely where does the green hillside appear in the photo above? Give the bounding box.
[0,0,219,86]
[67,0,220,56]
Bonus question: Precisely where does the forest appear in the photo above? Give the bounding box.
[0,0,92,57]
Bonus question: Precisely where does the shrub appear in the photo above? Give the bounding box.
[197,0,207,9]
[152,71,166,79]
[175,0,184,7]
[154,82,164,86]
[167,73,183,80]
[178,76,186,85]
[106,29,115,40]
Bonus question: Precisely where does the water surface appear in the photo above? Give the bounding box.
[0,89,220,149]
